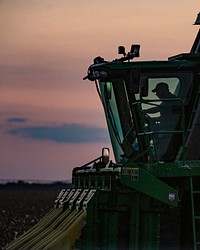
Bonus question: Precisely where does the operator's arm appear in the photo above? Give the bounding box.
[144,106,160,114]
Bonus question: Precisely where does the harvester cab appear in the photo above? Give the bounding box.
[85,42,200,165]
[6,13,200,250]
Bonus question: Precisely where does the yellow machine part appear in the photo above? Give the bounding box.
[5,208,86,250]
[43,210,86,250]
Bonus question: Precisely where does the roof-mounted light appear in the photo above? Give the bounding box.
[93,56,104,64]
[83,44,140,81]
[130,44,140,57]
[118,46,126,56]
[115,44,140,62]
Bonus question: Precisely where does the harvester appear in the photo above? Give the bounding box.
[6,13,200,250]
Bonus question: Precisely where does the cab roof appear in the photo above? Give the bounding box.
[93,54,200,71]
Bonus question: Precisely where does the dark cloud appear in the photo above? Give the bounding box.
[6,124,110,143]
[6,117,27,123]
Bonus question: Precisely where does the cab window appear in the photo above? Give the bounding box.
[138,72,192,161]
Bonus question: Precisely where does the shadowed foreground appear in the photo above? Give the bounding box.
[0,182,67,249]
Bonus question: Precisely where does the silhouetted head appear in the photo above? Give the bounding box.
[152,82,169,98]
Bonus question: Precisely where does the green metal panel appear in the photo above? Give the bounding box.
[82,192,100,250]
[108,212,118,249]
[129,192,140,249]
[121,166,178,207]
[150,160,200,177]
[101,212,109,249]
[140,213,160,250]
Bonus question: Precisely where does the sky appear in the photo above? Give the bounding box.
[0,0,199,181]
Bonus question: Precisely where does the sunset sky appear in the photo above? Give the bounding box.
[0,0,199,181]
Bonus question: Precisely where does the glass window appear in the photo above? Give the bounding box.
[143,77,180,128]
[141,77,183,161]
[99,71,193,163]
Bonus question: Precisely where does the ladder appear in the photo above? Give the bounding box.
[190,176,200,250]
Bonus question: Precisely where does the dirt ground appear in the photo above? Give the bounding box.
[0,182,68,249]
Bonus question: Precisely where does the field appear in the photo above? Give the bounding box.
[0,182,69,249]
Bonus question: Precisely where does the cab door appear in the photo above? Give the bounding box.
[139,71,193,162]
